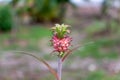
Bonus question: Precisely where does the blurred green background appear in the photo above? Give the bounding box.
[0,0,120,80]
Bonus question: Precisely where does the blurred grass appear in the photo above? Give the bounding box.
[86,71,105,80]
[85,20,106,35]
[75,37,119,59]
[16,26,51,39]
[85,20,120,35]
[85,70,120,80]
[0,26,51,51]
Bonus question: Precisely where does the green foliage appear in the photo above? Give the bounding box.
[11,0,72,23]
[29,0,60,22]
[0,6,13,32]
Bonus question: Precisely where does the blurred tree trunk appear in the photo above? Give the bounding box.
[105,0,120,35]
[101,0,109,17]
[10,0,19,7]
[101,0,113,16]
[59,3,67,23]
[10,2,19,44]
[101,0,111,35]
[118,0,120,23]
[115,0,120,33]
[58,0,75,23]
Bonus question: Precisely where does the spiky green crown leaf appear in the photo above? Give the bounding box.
[52,24,70,38]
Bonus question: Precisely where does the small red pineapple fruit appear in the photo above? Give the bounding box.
[51,24,72,57]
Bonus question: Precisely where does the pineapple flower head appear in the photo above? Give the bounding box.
[51,24,72,57]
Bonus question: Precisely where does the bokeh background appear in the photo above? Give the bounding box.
[0,0,120,80]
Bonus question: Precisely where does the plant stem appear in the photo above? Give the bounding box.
[58,57,62,80]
